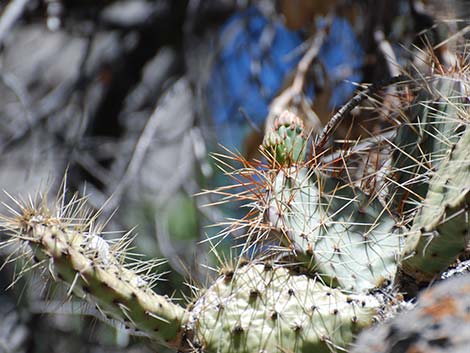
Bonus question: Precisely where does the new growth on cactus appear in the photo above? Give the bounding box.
[0,67,469,353]
[261,111,308,166]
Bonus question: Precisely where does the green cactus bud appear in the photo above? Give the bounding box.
[265,167,401,292]
[262,111,307,166]
[400,126,470,283]
[191,262,380,353]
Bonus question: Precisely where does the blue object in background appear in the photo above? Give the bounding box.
[207,6,365,151]
[318,17,365,107]
[207,6,303,151]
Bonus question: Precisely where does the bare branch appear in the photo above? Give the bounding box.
[0,0,29,47]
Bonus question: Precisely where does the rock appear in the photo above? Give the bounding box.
[352,274,470,353]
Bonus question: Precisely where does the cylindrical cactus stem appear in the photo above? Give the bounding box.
[399,126,470,284]
[0,194,188,349]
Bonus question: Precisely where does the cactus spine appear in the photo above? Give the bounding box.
[0,191,379,352]
[0,194,188,347]
[190,263,379,353]
[0,71,469,353]
[400,126,470,282]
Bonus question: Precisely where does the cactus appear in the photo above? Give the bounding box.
[390,76,467,215]
[250,89,403,293]
[256,75,470,292]
[191,262,379,353]
[388,75,470,285]
[264,166,401,292]
[0,192,379,353]
[0,193,187,347]
[0,70,469,353]
[262,111,308,166]
[399,125,470,283]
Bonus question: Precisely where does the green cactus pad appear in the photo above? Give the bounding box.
[265,168,401,292]
[262,111,307,166]
[391,76,468,215]
[191,263,379,353]
[400,126,470,283]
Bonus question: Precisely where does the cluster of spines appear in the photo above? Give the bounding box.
[400,125,470,283]
[0,190,188,348]
[0,187,381,353]
[190,261,379,353]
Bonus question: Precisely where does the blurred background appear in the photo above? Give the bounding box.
[0,0,468,352]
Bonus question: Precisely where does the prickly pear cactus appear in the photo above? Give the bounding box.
[0,70,469,353]
[0,192,380,353]
[265,167,401,292]
[190,263,379,353]
[244,106,401,292]
[400,126,470,283]
[262,111,307,166]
